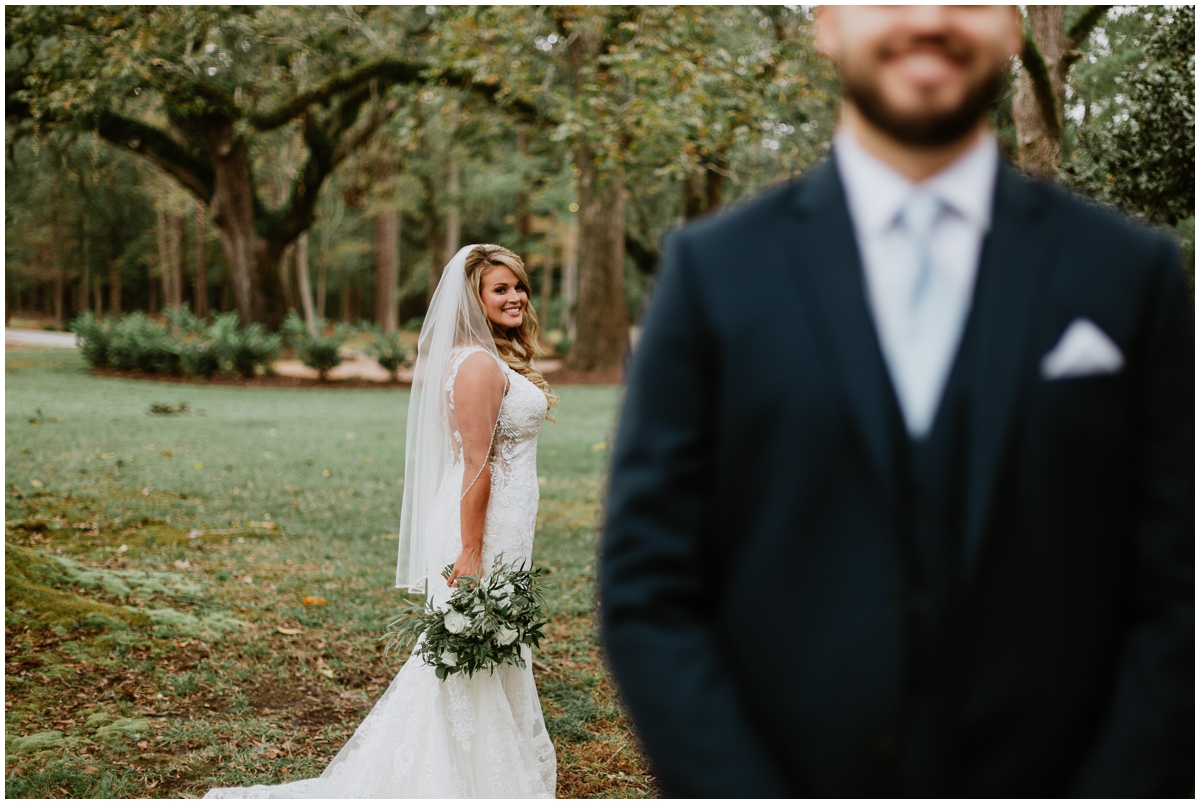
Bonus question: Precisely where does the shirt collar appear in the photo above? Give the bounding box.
[834,128,999,236]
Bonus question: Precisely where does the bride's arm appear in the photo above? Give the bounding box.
[447,351,506,587]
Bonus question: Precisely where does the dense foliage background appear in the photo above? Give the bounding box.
[5,5,1195,365]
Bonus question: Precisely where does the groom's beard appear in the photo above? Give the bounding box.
[840,46,1007,148]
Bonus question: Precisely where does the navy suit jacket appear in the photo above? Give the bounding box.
[600,159,1193,797]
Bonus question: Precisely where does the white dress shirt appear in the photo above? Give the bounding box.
[834,128,999,438]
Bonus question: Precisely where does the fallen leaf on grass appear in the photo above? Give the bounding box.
[301,596,328,606]
[82,767,99,776]
[137,740,149,750]
[173,560,191,570]
[30,479,43,488]
[276,626,303,635]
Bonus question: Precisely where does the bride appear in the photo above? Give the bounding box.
[206,244,558,798]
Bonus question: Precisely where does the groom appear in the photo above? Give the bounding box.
[600,5,1192,797]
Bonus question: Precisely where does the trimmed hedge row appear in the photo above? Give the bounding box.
[70,308,414,380]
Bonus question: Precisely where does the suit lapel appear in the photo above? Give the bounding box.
[787,160,903,509]
[961,165,1056,574]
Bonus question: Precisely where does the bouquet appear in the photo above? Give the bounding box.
[384,554,548,681]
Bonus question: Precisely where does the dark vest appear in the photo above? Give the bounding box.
[882,308,986,795]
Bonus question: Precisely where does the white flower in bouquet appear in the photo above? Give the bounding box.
[441,651,458,667]
[443,610,469,634]
[495,626,519,646]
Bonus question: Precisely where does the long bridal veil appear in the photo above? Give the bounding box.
[395,244,501,593]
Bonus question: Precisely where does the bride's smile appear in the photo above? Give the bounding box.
[481,265,529,330]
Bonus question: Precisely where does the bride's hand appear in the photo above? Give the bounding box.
[446,549,482,587]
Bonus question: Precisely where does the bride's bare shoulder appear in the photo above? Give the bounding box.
[453,350,505,394]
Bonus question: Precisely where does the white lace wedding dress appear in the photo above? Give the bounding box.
[206,347,556,798]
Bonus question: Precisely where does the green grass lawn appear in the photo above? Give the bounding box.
[4,347,654,798]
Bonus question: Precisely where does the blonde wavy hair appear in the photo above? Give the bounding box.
[464,244,559,417]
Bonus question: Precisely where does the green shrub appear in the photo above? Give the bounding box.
[106,313,180,374]
[75,309,285,379]
[163,304,207,339]
[360,324,412,379]
[282,311,352,380]
[69,312,113,368]
[179,339,222,377]
[208,312,281,378]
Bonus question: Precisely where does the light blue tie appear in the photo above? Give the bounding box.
[899,193,945,316]
[887,192,954,439]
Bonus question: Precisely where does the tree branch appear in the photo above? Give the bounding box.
[96,111,215,201]
[1021,35,1063,140]
[625,233,657,275]
[148,59,238,112]
[1067,5,1111,48]
[247,57,425,130]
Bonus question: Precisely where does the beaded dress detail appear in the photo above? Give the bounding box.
[205,347,554,799]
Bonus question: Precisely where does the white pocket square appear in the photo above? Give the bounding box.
[1040,318,1124,380]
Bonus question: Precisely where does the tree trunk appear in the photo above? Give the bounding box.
[279,244,296,314]
[51,213,64,329]
[157,208,173,310]
[316,250,327,319]
[705,155,727,212]
[562,218,579,342]
[515,129,531,249]
[445,157,461,262]
[683,154,728,219]
[425,181,445,304]
[202,121,259,323]
[194,208,208,319]
[541,222,555,326]
[374,210,400,332]
[94,279,103,317]
[169,214,185,309]
[108,257,121,315]
[1014,6,1068,177]
[81,228,91,315]
[296,232,317,333]
[683,173,704,220]
[567,143,628,371]
[564,14,629,371]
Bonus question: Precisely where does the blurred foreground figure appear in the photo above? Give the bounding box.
[601,6,1192,797]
